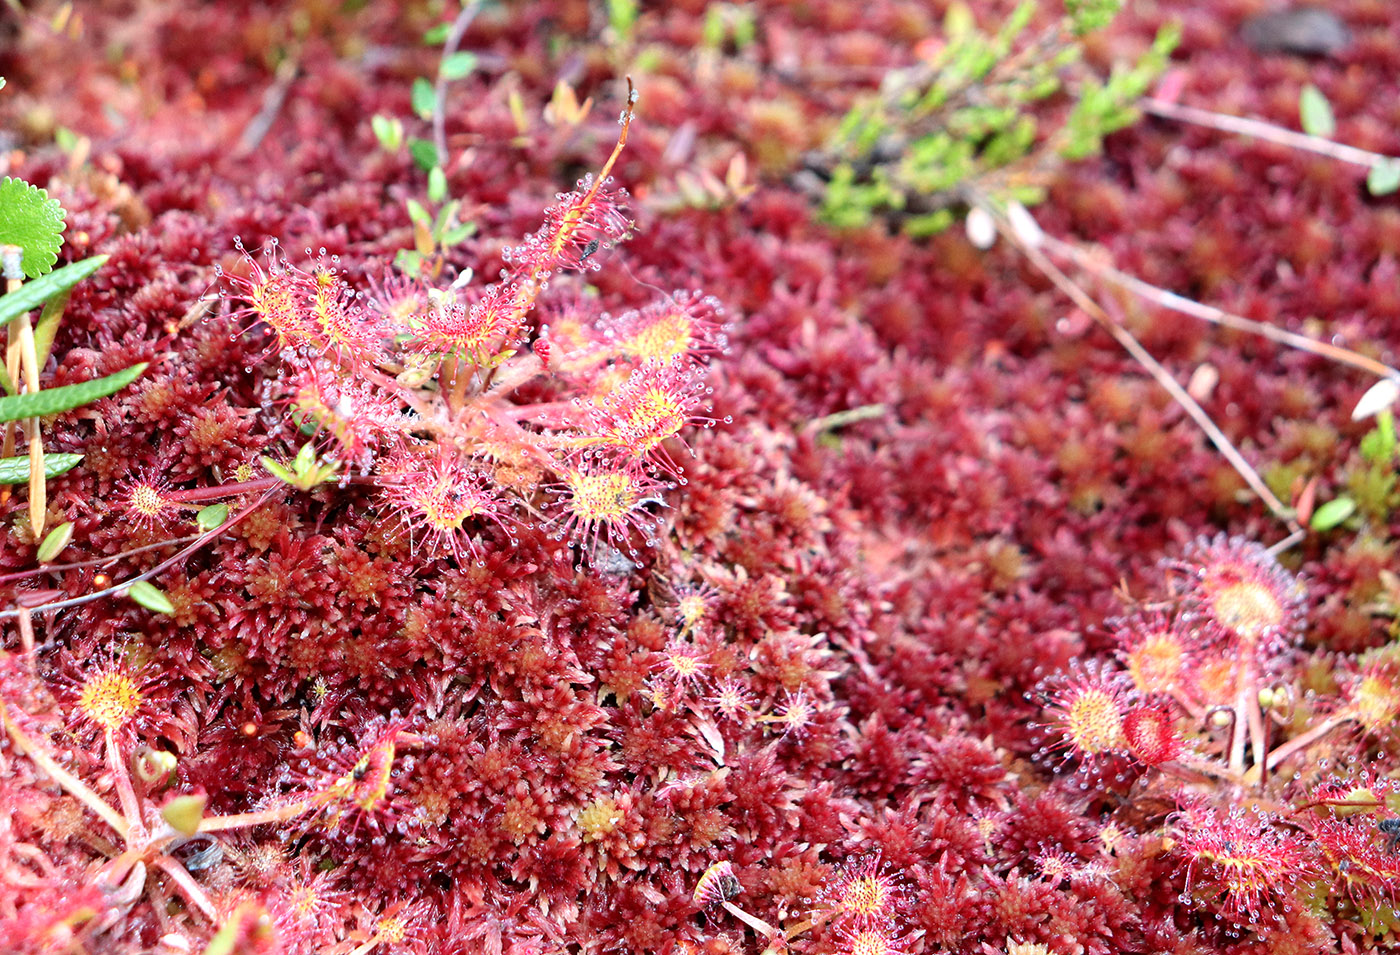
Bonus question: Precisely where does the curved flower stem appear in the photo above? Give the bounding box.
[431,1,486,167]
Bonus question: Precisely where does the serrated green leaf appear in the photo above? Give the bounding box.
[1299,84,1335,138]
[440,52,476,81]
[195,504,229,532]
[1310,496,1357,531]
[0,254,107,330]
[127,580,175,615]
[0,178,66,278]
[411,77,436,120]
[0,452,82,484]
[0,362,146,423]
[408,138,439,172]
[1368,160,1400,197]
[36,521,73,562]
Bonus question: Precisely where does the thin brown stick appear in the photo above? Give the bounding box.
[1040,233,1400,382]
[1142,97,1398,172]
[988,203,1303,539]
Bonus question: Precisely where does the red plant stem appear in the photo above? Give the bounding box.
[0,701,128,836]
[106,727,144,836]
[152,853,217,920]
[0,487,279,620]
[1266,714,1352,772]
[1247,692,1268,782]
[197,793,317,833]
[1228,687,1250,775]
[721,900,779,938]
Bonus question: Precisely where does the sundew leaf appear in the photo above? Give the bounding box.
[0,178,66,278]
[0,254,108,329]
[0,362,146,423]
[0,452,83,484]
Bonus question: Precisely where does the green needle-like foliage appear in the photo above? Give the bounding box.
[819,0,1179,235]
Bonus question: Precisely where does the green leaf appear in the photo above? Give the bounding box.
[36,521,73,563]
[405,198,432,228]
[371,114,403,152]
[408,138,439,172]
[440,51,476,81]
[422,22,450,45]
[127,580,175,615]
[1310,496,1357,531]
[1368,160,1400,197]
[441,222,476,247]
[411,77,436,120]
[0,178,66,278]
[0,452,82,484]
[195,504,229,532]
[0,254,108,330]
[0,362,146,423]
[427,166,448,204]
[1299,84,1336,138]
[32,286,69,371]
[162,793,206,836]
[261,456,296,485]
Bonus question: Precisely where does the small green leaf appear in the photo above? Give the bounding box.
[0,254,107,329]
[1310,496,1357,531]
[195,504,229,532]
[427,166,448,204]
[0,177,66,278]
[1368,160,1400,197]
[162,793,207,836]
[441,222,476,247]
[127,580,175,615]
[1299,84,1336,138]
[36,521,73,562]
[423,22,451,44]
[440,51,477,81]
[371,114,403,152]
[0,361,146,423]
[293,441,316,474]
[411,77,436,120]
[405,198,431,227]
[408,138,439,172]
[261,456,296,484]
[0,452,83,484]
